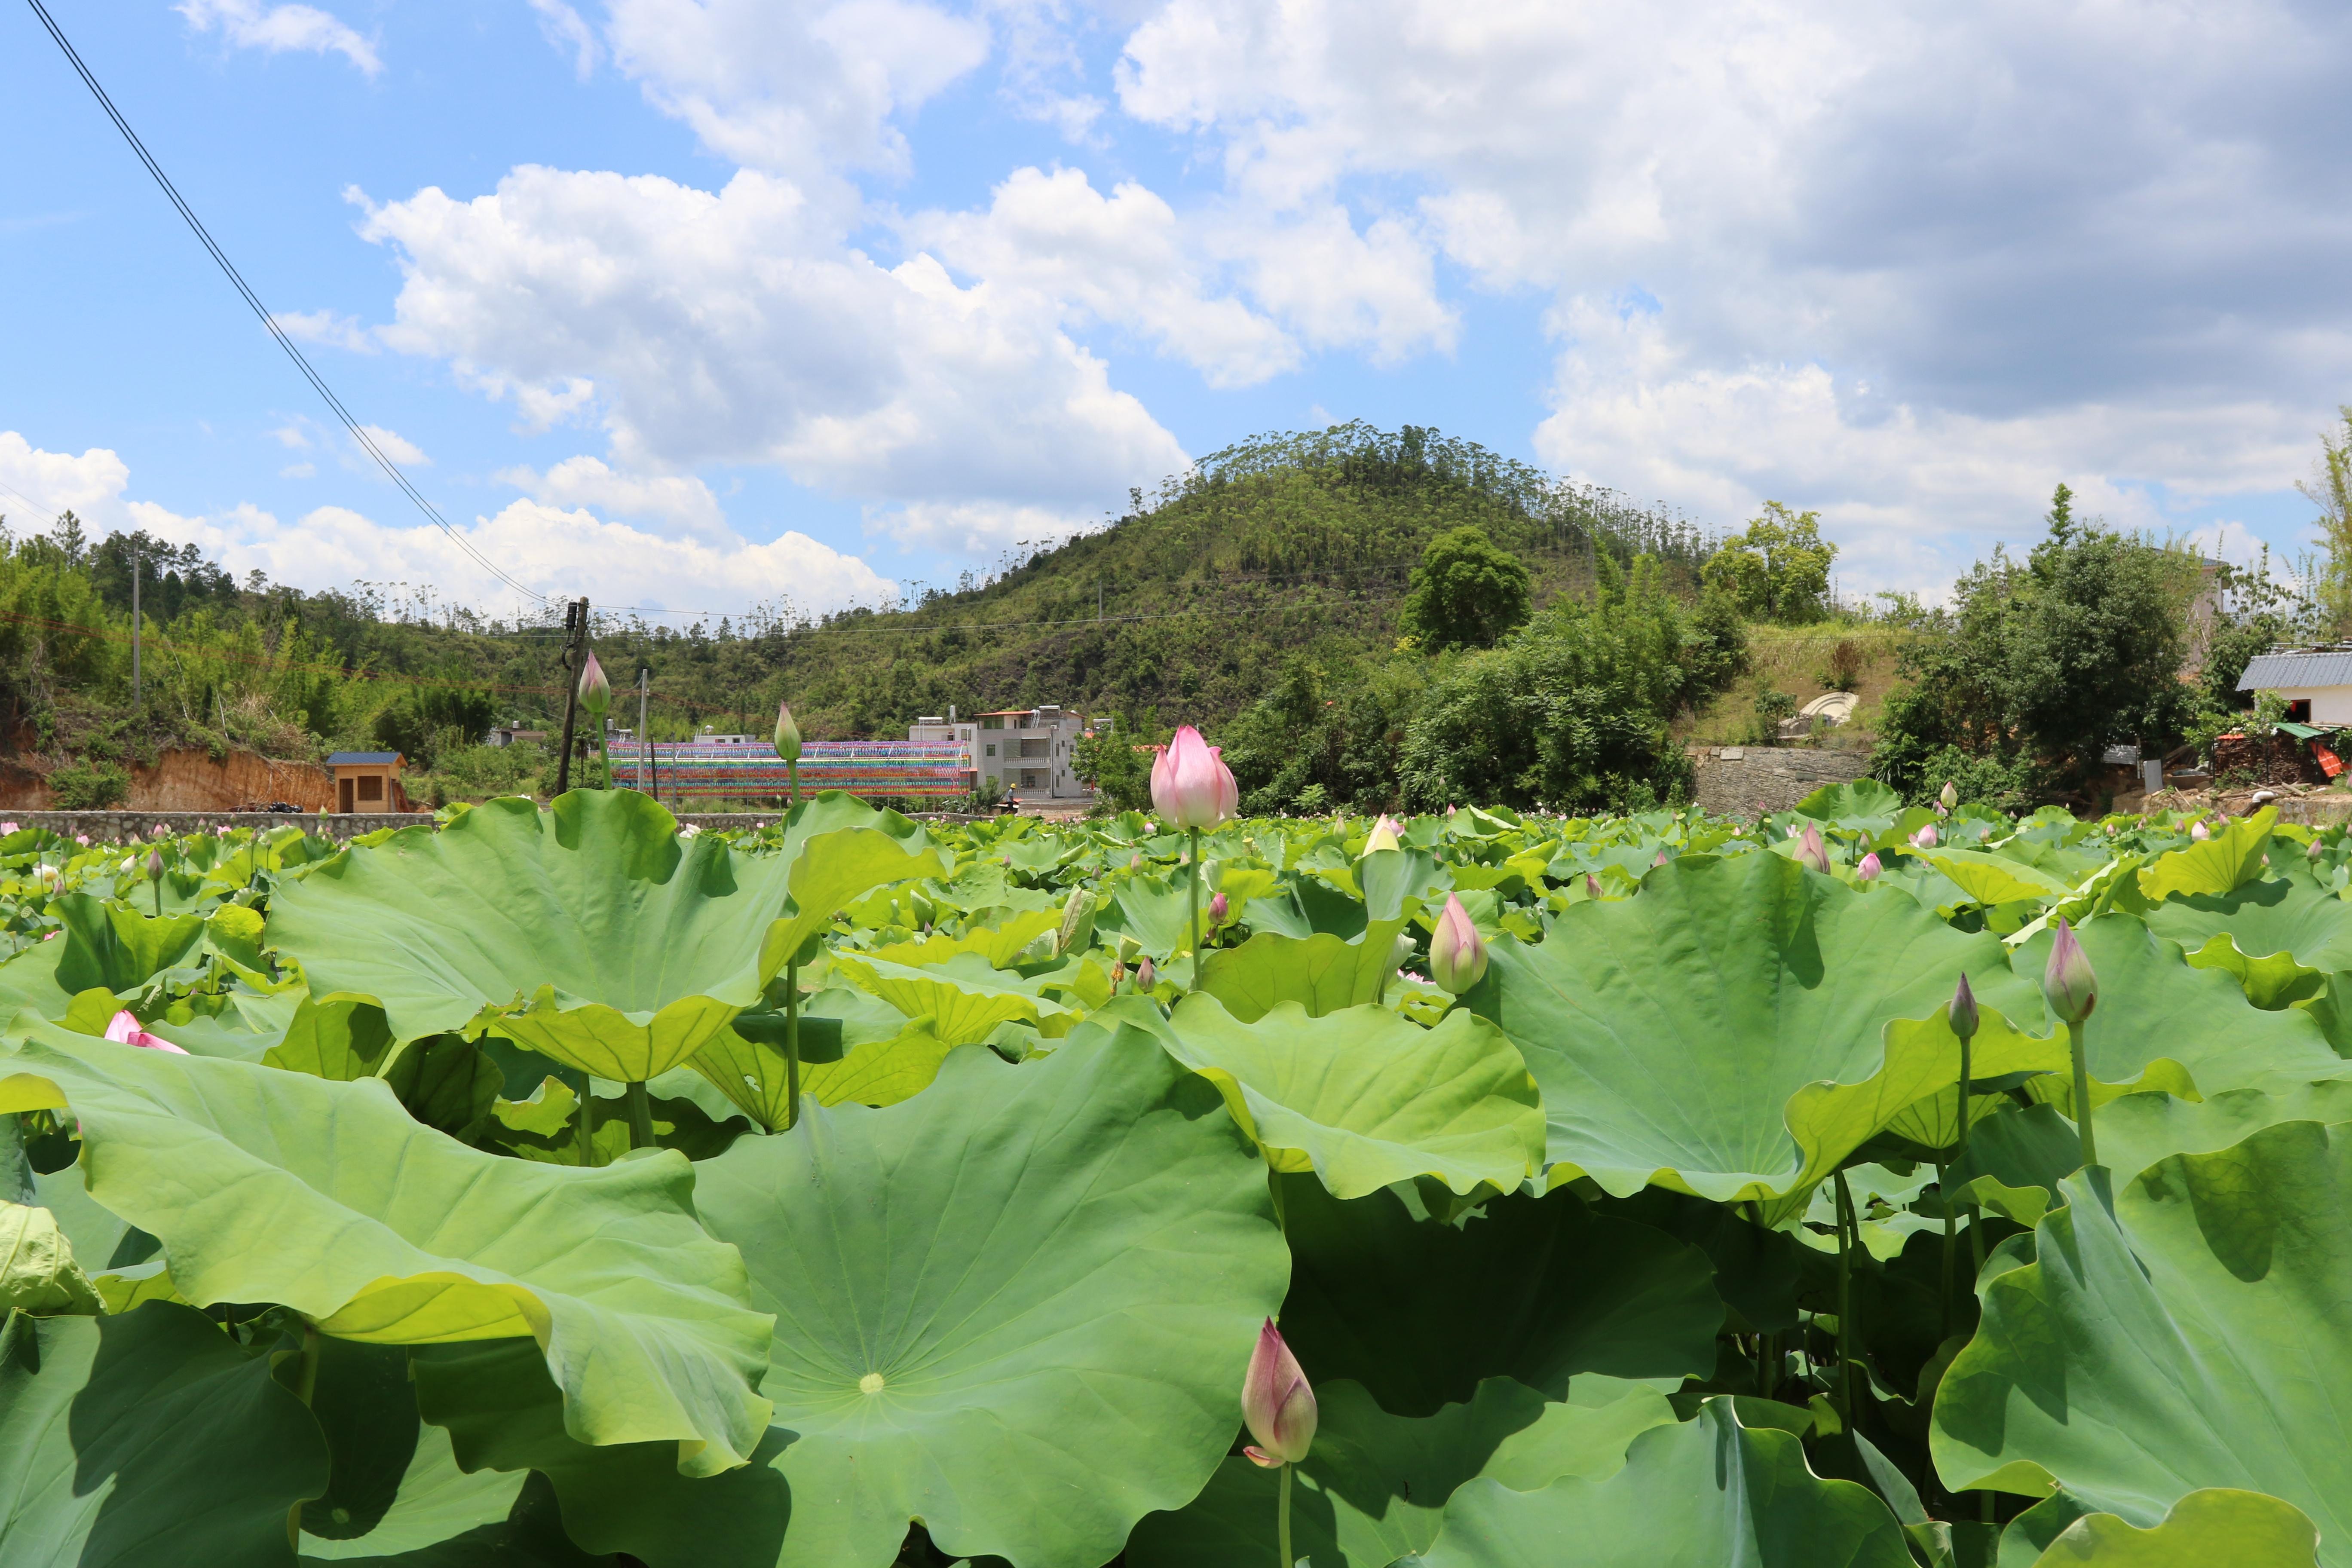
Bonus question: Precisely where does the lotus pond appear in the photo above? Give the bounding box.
[4,783,2352,1567]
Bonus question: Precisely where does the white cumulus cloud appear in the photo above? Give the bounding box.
[176,0,381,76]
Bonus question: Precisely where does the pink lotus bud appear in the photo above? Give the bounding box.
[577,651,611,716]
[1135,955,1156,991]
[1796,822,1831,874]
[1363,816,1403,855]
[1586,873,1602,898]
[1209,891,1229,925]
[105,1010,187,1055]
[2044,918,2098,1025]
[774,701,802,763]
[1939,781,1958,815]
[1129,852,1142,870]
[2311,837,2326,860]
[1653,850,1668,867]
[74,834,89,845]
[1150,726,1237,830]
[2190,820,2210,841]
[1240,1318,1317,1468]
[1856,851,1882,882]
[1429,893,1488,995]
[152,824,167,838]
[145,848,164,882]
[1950,972,1978,1039]
[1911,824,1938,849]
[0,821,16,834]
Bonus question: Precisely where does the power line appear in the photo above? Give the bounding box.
[23,0,548,608]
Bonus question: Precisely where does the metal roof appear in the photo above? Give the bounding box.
[2238,652,2352,691]
[326,751,403,766]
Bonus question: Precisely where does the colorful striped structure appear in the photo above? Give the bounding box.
[609,739,974,800]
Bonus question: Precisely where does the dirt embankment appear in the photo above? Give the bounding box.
[0,749,337,812]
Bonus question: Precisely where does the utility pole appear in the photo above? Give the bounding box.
[637,665,652,802]
[130,546,141,714]
[1097,581,1103,621]
[554,597,587,794]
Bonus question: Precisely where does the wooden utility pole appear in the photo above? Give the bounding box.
[130,547,141,714]
[637,665,652,802]
[554,597,588,794]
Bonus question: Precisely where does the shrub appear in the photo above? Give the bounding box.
[49,759,128,809]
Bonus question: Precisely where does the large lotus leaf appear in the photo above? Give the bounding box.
[1194,921,1410,1022]
[2144,870,2352,976]
[2023,1489,2321,1568]
[865,907,1061,970]
[1795,778,1905,827]
[2135,806,2275,900]
[0,1029,773,1475]
[2007,916,2349,1101]
[1471,851,2040,1203]
[691,1017,954,1130]
[1276,1174,1720,1417]
[1919,849,2074,907]
[828,951,1070,1044]
[49,893,208,997]
[0,1198,101,1315]
[1415,1396,1914,1568]
[683,1027,1289,1568]
[268,791,940,1081]
[0,1302,330,1566]
[1130,993,1545,1197]
[1124,1375,1678,1568]
[0,937,103,1035]
[1933,1120,2352,1553]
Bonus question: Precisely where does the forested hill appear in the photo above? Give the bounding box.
[662,422,1714,738]
[0,423,1717,803]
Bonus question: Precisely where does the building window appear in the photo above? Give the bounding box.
[1019,738,1049,759]
[1020,769,1044,789]
[981,717,1004,730]
[985,744,997,757]
[2289,698,2313,723]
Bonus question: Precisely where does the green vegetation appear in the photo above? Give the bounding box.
[3,790,2349,1565]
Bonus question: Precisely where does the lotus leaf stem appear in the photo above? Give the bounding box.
[573,1069,596,1167]
[2067,1019,2098,1170]
[784,959,802,1130]
[625,1079,655,1151]
[1277,1460,1293,1568]
[1833,1168,1858,1421]
[1937,1158,1954,1344]
[286,1320,320,1547]
[1186,827,1202,992]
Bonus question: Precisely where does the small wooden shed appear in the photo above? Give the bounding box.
[327,751,404,814]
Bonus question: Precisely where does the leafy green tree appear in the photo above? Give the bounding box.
[1398,555,1746,812]
[1702,501,1838,623]
[1396,527,1532,652]
[1073,712,1167,812]
[2302,407,2352,635]
[1872,485,2202,801]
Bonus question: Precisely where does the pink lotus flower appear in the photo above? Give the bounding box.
[0,821,16,834]
[1363,816,1403,855]
[2044,918,2098,1025]
[1911,824,1939,849]
[1856,851,1882,882]
[74,834,89,845]
[1209,891,1230,925]
[105,1010,186,1055]
[2190,820,2211,841]
[1150,726,1237,830]
[1135,955,1157,991]
[577,651,611,715]
[1240,1319,1317,1468]
[1429,893,1488,995]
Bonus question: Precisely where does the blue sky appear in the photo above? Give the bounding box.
[4,0,2348,622]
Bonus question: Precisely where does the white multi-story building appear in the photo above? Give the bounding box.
[909,703,1094,802]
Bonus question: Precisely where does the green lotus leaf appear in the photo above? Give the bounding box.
[297,1427,542,1563]
[828,951,1070,1044]
[1933,1120,2352,1549]
[1194,921,1410,1022]
[268,791,940,1081]
[1472,851,2040,1204]
[1127,993,1546,1197]
[691,1016,954,1130]
[2144,870,2352,972]
[0,1028,773,1476]
[2007,916,2349,1102]
[0,1197,101,1315]
[1276,1175,1719,1416]
[1920,849,2075,907]
[865,907,1061,969]
[2177,935,2327,1008]
[686,1026,1287,1568]
[0,938,86,1032]
[1794,778,1906,826]
[2025,1488,2320,1567]
[49,892,208,998]
[0,1302,331,1566]
[1124,1375,1677,1568]
[1415,1396,1913,1568]
[2136,806,2275,901]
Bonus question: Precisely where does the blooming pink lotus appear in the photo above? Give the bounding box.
[1240,1319,1317,1468]
[1911,824,1939,849]
[106,1010,186,1055]
[1429,893,1487,995]
[1150,726,1237,831]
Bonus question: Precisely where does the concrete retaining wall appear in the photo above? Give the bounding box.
[7,806,999,843]
[1691,746,1875,819]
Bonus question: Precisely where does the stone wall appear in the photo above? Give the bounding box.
[1690,746,1874,819]
[7,806,998,843]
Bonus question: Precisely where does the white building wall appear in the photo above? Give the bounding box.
[2260,686,2352,725]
